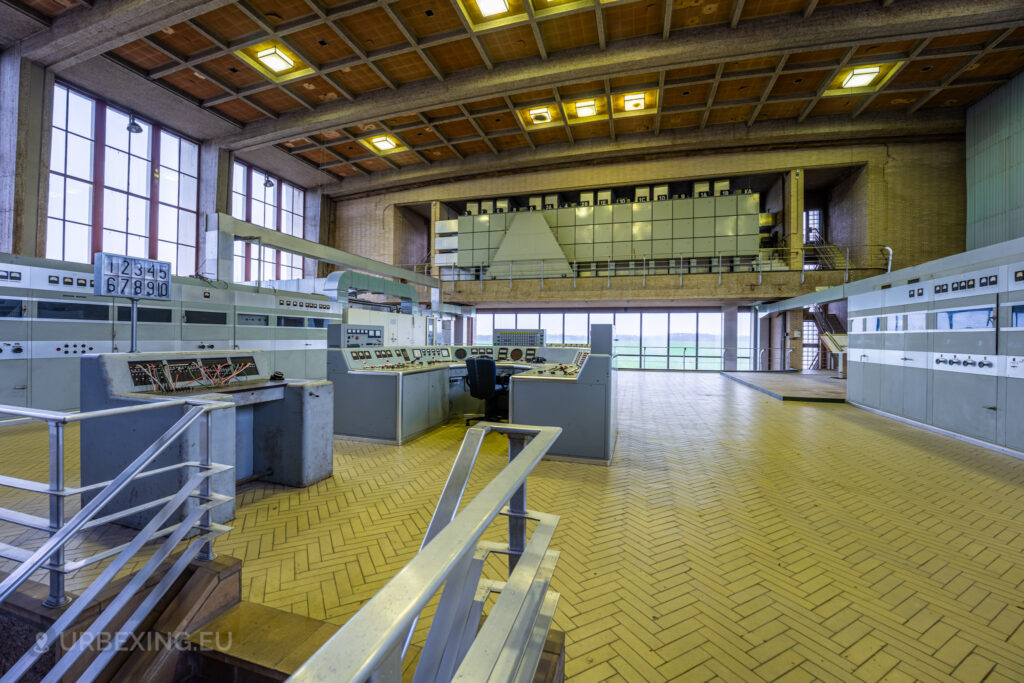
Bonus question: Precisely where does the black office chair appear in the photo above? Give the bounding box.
[464,357,509,425]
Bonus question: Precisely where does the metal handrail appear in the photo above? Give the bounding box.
[0,396,233,683]
[290,422,562,683]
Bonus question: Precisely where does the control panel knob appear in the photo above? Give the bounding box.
[935,358,947,365]
[949,359,962,366]
[962,360,977,367]
[979,361,993,368]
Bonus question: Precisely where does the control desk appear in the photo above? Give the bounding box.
[80,350,333,528]
[327,344,586,444]
[510,337,615,463]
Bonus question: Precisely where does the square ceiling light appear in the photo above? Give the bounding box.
[256,46,294,73]
[529,107,552,124]
[371,135,397,151]
[624,93,645,111]
[477,0,509,17]
[843,66,880,89]
[575,100,596,117]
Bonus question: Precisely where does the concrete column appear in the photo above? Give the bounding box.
[722,304,738,371]
[197,144,231,279]
[303,188,322,278]
[786,310,804,371]
[1,53,51,256]
[784,169,805,270]
[757,313,770,371]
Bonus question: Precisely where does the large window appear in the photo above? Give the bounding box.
[231,162,305,282]
[803,320,820,369]
[473,309,744,370]
[46,83,199,274]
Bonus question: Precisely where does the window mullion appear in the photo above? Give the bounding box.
[91,101,106,261]
[149,125,161,260]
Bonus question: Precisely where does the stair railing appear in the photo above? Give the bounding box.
[0,398,234,683]
[290,422,562,683]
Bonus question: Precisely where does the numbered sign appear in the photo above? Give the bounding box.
[93,253,171,301]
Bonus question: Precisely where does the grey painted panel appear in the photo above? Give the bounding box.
[715,195,737,216]
[902,367,929,423]
[694,197,715,218]
[694,217,715,237]
[931,371,997,442]
[860,362,882,409]
[881,364,903,416]
[1004,378,1024,450]
[673,198,693,219]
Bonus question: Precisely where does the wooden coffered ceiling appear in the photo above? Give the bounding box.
[15,0,1024,191]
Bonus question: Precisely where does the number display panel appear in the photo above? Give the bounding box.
[94,253,171,300]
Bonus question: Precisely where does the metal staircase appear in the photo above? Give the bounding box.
[809,306,848,375]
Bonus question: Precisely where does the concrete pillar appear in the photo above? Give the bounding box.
[784,169,805,270]
[786,310,804,371]
[722,304,738,371]
[197,144,231,279]
[757,313,771,371]
[1,53,51,256]
[303,188,322,278]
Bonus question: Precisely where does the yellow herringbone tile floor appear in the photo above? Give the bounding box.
[2,372,1024,681]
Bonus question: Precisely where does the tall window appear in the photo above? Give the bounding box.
[46,83,200,274]
[47,86,95,263]
[803,209,823,244]
[803,320,820,369]
[231,161,305,282]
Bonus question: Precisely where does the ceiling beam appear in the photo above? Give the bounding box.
[322,110,964,198]
[20,0,235,70]
[908,27,1013,113]
[852,38,929,117]
[797,46,855,122]
[730,0,746,29]
[748,54,789,126]
[700,63,724,129]
[212,0,1024,151]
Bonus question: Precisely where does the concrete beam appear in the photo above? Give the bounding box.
[20,0,235,70]
[213,0,1024,151]
[320,110,964,198]
[224,214,440,288]
[0,3,48,47]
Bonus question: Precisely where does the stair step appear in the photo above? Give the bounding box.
[186,602,338,681]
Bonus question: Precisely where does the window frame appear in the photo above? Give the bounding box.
[46,81,200,275]
[231,160,306,282]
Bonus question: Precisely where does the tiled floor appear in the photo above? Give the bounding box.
[3,372,1024,681]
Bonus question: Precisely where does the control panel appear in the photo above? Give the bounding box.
[494,329,546,347]
[341,345,584,372]
[126,354,261,392]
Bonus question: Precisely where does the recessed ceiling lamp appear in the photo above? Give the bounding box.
[126,115,143,135]
[529,107,551,124]
[842,66,880,88]
[476,0,509,17]
[256,46,294,73]
[575,100,596,117]
[371,135,397,151]
[624,93,645,110]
